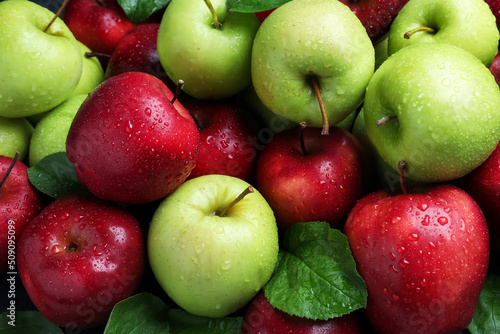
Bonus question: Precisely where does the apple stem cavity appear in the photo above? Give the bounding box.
[376,115,398,127]
[44,0,69,33]
[299,121,307,156]
[404,26,436,39]
[310,76,329,135]
[216,186,254,217]
[203,0,222,30]
[398,160,408,195]
[0,152,20,190]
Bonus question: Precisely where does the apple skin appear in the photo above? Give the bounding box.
[387,0,499,67]
[364,42,500,183]
[344,184,490,334]
[29,94,88,166]
[17,194,145,329]
[489,50,500,88]
[251,0,375,129]
[66,71,200,204]
[148,174,279,318]
[0,116,34,162]
[0,155,44,272]
[256,125,368,231]
[184,99,259,182]
[0,0,82,118]
[157,0,261,100]
[63,0,137,55]
[239,291,371,334]
[72,41,105,97]
[461,140,500,256]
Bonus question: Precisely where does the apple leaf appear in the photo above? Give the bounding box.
[104,292,170,333]
[104,292,243,333]
[0,310,63,333]
[117,0,170,23]
[227,0,292,13]
[264,221,367,320]
[468,275,500,334]
[27,152,90,199]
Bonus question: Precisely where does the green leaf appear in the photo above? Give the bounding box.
[104,292,171,334]
[168,308,242,334]
[27,152,90,198]
[264,221,367,320]
[227,0,292,13]
[0,311,63,334]
[469,275,500,334]
[117,0,170,23]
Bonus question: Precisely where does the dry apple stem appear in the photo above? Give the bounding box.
[44,0,69,33]
[311,76,329,135]
[0,152,19,189]
[203,0,221,29]
[218,186,254,217]
[404,26,436,39]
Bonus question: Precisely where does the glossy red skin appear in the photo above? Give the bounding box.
[239,291,370,334]
[104,24,171,85]
[256,126,367,231]
[338,0,409,42]
[63,0,137,55]
[0,156,44,272]
[344,184,490,334]
[185,100,259,183]
[66,72,200,204]
[462,141,500,255]
[17,194,145,329]
[254,9,276,22]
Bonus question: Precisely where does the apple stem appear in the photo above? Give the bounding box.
[376,115,398,127]
[398,160,408,195]
[203,0,221,30]
[171,79,184,105]
[217,186,254,217]
[310,76,329,135]
[404,26,435,39]
[299,121,307,156]
[85,51,111,60]
[44,0,69,33]
[0,152,20,190]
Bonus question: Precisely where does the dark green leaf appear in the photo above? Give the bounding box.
[27,152,90,198]
[264,221,367,320]
[469,275,500,334]
[168,308,242,334]
[117,0,170,23]
[0,311,63,334]
[227,0,292,13]
[104,292,170,334]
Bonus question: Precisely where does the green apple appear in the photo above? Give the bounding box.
[148,174,279,318]
[29,94,87,166]
[27,41,104,126]
[251,0,374,131]
[157,0,260,100]
[388,0,499,67]
[364,42,500,183]
[0,0,82,118]
[0,116,34,161]
[374,35,389,71]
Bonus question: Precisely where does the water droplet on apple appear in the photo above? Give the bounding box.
[399,259,410,268]
[215,304,222,310]
[389,265,399,274]
[417,202,428,211]
[437,217,448,226]
[421,215,430,226]
[441,78,451,87]
[214,226,224,234]
[408,233,419,241]
[221,260,232,271]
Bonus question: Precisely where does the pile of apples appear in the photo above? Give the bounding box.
[1,0,500,333]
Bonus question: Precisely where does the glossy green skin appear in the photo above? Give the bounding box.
[388,0,499,67]
[0,116,34,161]
[71,42,104,98]
[251,0,374,129]
[0,0,82,118]
[157,0,260,100]
[364,43,500,183]
[29,94,87,166]
[148,175,279,318]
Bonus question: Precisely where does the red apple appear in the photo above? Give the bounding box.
[254,8,276,22]
[462,140,500,256]
[489,50,500,87]
[184,99,260,182]
[338,0,410,42]
[66,71,200,204]
[344,183,490,334]
[0,154,44,272]
[239,291,370,334]
[63,0,139,55]
[17,194,145,330]
[256,125,367,231]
